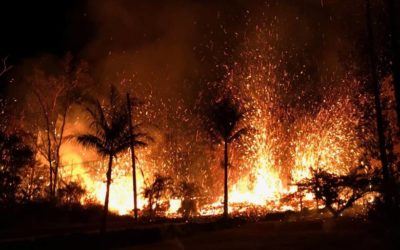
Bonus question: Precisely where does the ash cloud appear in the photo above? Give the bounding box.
[81,0,243,103]
[76,0,366,107]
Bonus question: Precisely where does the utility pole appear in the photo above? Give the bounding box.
[127,93,138,221]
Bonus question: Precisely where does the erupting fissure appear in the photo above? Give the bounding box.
[55,28,367,217]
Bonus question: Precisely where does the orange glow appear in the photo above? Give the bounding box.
[51,28,370,217]
[56,78,366,218]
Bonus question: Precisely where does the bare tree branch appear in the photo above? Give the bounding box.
[0,57,13,78]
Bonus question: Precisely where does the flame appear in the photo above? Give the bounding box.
[60,151,149,215]
[50,25,371,217]
[59,76,365,217]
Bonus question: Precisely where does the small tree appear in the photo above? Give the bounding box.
[19,161,47,203]
[57,181,86,206]
[29,54,90,198]
[142,174,174,218]
[297,166,376,217]
[176,181,199,219]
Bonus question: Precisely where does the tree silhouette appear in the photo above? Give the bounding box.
[57,181,86,206]
[0,130,35,205]
[142,174,174,218]
[365,0,392,205]
[206,95,248,219]
[76,86,147,233]
[29,54,90,198]
[176,181,199,219]
[297,166,377,217]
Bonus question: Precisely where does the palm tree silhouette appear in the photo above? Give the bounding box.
[76,86,147,233]
[126,93,152,221]
[207,95,248,219]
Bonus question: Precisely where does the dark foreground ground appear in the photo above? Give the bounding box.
[123,220,399,250]
[1,217,399,250]
[127,222,400,250]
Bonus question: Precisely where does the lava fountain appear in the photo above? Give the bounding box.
[55,24,369,217]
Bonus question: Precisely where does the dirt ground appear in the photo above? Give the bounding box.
[120,220,399,250]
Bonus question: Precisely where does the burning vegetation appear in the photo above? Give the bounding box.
[0,0,400,239]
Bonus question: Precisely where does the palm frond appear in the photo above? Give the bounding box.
[76,134,109,157]
[207,94,248,142]
[133,132,154,144]
[77,85,152,161]
[228,128,248,143]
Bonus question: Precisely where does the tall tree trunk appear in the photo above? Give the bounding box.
[53,108,68,197]
[127,94,138,221]
[101,154,113,234]
[132,148,138,220]
[53,158,58,197]
[28,166,35,201]
[46,120,53,198]
[223,140,229,219]
[53,150,60,198]
[149,195,153,217]
[365,0,391,203]
[387,0,400,127]
[34,92,54,198]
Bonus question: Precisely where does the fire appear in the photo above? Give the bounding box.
[193,83,365,216]
[51,25,369,218]
[167,199,182,215]
[61,86,364,216]
[291,95,364,182]
[230,161,283,205]
[61,151,149,215]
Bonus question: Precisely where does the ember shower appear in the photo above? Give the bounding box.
[5,0,381,215]
[43,2,372,215]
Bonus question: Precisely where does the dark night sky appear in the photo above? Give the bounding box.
[0,0,92,61]
[0,1,348,62]
[0,0,246,61]
[0,0,397,104]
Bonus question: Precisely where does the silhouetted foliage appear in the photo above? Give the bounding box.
[28,54,91,198]
[142,174,174,218]
[19,162,47,202]
[57,181,86,206]
[176,181,199,219]
[0,130,35,206]
[297,166,378,217]
[368,166,400,224]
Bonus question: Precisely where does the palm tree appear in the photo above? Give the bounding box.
[76,86,147,233]
[207,95,248,219]
[126,93,151,221]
